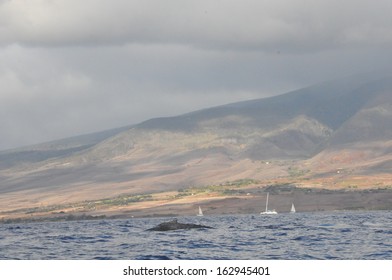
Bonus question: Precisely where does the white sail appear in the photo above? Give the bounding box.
[260,192,278,215]
[197,206,203,216]
[290,203,296,213]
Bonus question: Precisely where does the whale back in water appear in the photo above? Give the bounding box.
[147,219,213,231]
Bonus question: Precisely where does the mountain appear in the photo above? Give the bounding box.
[0,125,133,170]
[1,73,392,219]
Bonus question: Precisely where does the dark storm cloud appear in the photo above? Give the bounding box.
[1,0,392,150]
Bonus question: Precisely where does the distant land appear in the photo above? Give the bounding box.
[1,73,392,223]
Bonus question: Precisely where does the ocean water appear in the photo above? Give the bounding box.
[0,211,391,260]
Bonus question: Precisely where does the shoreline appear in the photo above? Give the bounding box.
[1,186,391,224]
[1,208,391,225]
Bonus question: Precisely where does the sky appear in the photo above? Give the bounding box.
[1,0,392,150]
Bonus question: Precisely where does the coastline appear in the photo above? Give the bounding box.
[1,186,391,224]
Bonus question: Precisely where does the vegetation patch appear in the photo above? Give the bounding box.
[0,193,154,218]
[96,194,153,207]
[176,179,260,198]
[288,166,310,177]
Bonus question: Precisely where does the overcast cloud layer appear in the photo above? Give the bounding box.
[1,0,392,150]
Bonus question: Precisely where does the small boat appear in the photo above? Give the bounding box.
[260,192,278,215]
[290,203,296,213]
[197,206,204,216]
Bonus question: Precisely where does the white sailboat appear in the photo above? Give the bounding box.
[290,203,296,213]
[197,206,204,216]
[260,192,278,215]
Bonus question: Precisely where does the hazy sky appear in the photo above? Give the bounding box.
[1,0,392,150]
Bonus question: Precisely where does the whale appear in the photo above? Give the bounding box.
[147,218,213,231]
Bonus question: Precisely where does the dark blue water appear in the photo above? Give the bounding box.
[1,211,391,260]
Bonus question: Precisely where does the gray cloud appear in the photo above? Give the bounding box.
[1,0,392,51]
[1,1,392,150]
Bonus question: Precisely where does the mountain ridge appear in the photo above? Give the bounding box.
[1,73,392,220]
